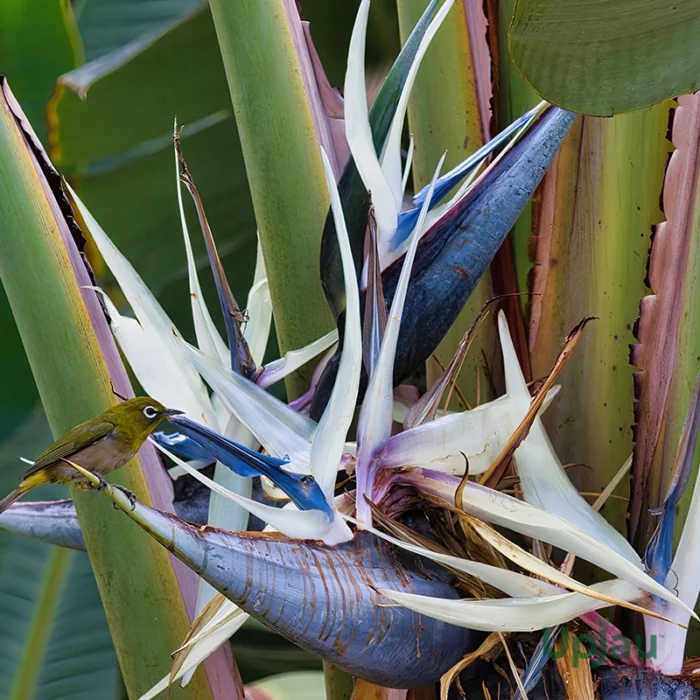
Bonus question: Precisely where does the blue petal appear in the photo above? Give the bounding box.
[390,107,539,253]
[153,431,215,464]
[168,416,334,518]
[645,372,700,583]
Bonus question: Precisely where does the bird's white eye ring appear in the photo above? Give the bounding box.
[143,406,158,420]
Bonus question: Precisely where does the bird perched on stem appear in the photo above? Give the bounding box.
[0,397,182,513]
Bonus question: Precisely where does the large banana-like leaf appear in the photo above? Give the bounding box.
[0,0,82,142]
[76,0,201,61]
[509,0,700,116]
[0,414,118,699]
[0,544,118,700]
[49,8,259,343]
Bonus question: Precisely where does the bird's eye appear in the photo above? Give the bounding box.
[143,406,158,420]
[301,475,314,486]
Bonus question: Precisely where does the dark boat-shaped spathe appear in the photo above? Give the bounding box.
[107,494,475,687]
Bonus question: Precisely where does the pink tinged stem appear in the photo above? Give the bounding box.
[2,84,241,697]
[281,0,348,177]
[462,0,491,139]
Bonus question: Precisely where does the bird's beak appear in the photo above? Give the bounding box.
[160,408,185,418]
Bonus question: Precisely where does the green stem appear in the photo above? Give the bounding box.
[493,0,541,310]
[0,81,227,699]
[397,0,496,404]
[208,0,334,399]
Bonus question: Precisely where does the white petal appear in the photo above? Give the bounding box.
[347,517,557,598]
[646,432,700,673]
[310,148,363,497]
[467,517,661,617]
[355,155,445,525]
[379,579,646,633]
[69,186,216,426]
[344,0,398,240]
[381,389,559,475]
[243,242,272,365]
[91,290,215,425]
[401,135,415,195]
[174,125,229,366]
[183,342,314,468]
[258,329,339,390]
[497,311,640,563]
[409,472,695,617]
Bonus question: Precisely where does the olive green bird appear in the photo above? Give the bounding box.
[0,397,183,513]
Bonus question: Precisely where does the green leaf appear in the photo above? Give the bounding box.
[0,0,83,141]
[508,0,700,116]
[0,542,118,700]
[245,672,325,700]
[49,8,258,344]
[51,8,227,168]
[76,0,201,61]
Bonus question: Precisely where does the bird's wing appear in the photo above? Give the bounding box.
[23,419,117,477]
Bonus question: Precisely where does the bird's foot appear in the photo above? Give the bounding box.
[91,474,109,492]
[113,486,137,511]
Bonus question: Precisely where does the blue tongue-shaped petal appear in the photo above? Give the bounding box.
[168,415,333,518]
[153,431,215,464]
[391,105,540,252]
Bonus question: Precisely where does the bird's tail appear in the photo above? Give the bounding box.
[0,486,28,514]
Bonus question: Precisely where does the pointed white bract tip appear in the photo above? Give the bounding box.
[380,0,456,215]
[496,313,642,565]
[378,578,644,633]
[344,0,397,241]
[497,310,529,400]
[321,511,354,545]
